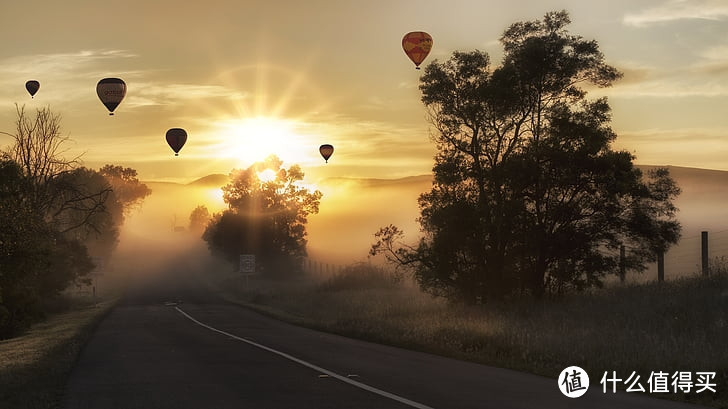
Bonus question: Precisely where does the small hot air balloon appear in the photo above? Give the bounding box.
[25,80,40,98]
[319,144,334,163]
[96,78,126,115]
[402,31,433,69]
[166,128,187,156]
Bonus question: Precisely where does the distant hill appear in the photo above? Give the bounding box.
[320,165,728,192]
[321,175,432,188]
[187,174,229,187]
[154,165,728,192]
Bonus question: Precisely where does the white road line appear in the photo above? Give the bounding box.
[175,306,436,409]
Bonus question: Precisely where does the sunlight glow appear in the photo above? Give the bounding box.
[206,188,226,210]
[257,168,277,182]
[213,116,316,166]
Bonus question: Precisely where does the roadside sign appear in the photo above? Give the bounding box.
[239,254,255,274]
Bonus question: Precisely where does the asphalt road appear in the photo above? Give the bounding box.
[62,270,709,409]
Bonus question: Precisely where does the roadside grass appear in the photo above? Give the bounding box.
[218,264,728,408]
[0,295,115,409]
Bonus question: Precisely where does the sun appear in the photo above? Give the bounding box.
[257,168,277,182]
[212,116,316,166]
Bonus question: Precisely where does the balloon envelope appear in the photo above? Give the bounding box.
[166,128,187,156]
[25,80,40,98]
[319,144,334,163]
[96,78,126,115]
[402,31,433,69]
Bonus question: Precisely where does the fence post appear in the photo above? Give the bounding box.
[657,251,664,282]
[619,245,626,283]
[701,231,709,276]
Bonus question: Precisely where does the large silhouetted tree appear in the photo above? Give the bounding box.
[1,105,110,234]
[0,158,94,337]
[203,155,322,276]
[0,106,151,337]
[371,11,680,302]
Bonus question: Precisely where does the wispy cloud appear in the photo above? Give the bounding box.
[593,52,728,98]
[624,0,728,27]
[125,83,248,107]
[0,49,137,77]
[0,49,140,105]
[0,49,245,110]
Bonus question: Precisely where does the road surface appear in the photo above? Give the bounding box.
[63,269,708,409]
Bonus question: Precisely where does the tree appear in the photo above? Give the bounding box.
[189,205,211,233]
[88,165,151,259]
[99,165,152,214]
[0,106,151,337]
[203,155,322,276]
[372,11,680,302]
[0,158,93,338]
[1,105,110,234]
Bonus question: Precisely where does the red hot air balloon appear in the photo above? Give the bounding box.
[25,80,40,98]
[96,78,126,115]
[319,144,334,163]
[402,31,433,69]
[166,128,187,156]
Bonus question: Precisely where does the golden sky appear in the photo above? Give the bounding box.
[1,0,727,183]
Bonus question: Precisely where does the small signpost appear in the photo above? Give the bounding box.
[239,254,256,288]
[239,254,255,273]
[90,257,105,306]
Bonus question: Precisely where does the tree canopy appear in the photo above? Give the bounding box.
[189,205,211,233]
[0,106,150,337]
[203,155,322,276]
[372,11,681,302]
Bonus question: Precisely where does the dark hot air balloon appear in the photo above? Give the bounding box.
[96,78,126,115]
[319,144,334,163]
[402,31,433,69]
[166,128,187,156]
[25,80,40,98]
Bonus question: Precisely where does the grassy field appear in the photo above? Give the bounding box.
[217,263,728,408]
[0,296,115,409]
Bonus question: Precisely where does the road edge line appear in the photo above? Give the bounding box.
[175,306,435,409]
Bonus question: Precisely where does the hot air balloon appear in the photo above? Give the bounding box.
[402,31,433,69]
[25,80,40,98]
[166,128,187,156]
[319,144,334,163]
[96,78,126,115]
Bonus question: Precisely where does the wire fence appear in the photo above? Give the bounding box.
[635,229,728,283]
[300,258,347,278]
[246,230,728,284]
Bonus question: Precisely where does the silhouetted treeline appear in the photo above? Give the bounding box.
[371,11,681,303]
[0,106,150,338]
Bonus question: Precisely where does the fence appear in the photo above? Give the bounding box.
[303,230,728,283]
[629,229,728,283]
[300,258,347,278]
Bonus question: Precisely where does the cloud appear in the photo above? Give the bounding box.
[125,83,248,107]
[0,49,246,110]
[591,56,728,98]
[0,49,137,78]
[606,77,728,98]
[624,0,728,27]
[0,49,142,106]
